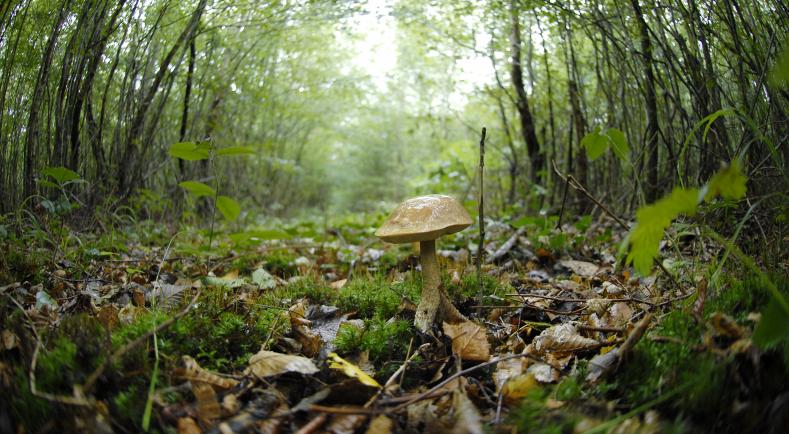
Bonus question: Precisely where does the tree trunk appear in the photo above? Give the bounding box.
[509,0,544,187]
[630,0,660,203]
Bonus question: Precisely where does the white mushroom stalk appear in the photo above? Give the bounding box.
[376,195,471,332]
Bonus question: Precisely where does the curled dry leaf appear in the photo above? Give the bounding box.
[245,350,319,378]
[443,321,491,362]
[528,323,601,357]
[177,356,239,390]
[451,389,484,434]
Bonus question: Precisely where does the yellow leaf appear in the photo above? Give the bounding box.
[328,352,381,388]
[221,269,239,280]
[502,373,539,402]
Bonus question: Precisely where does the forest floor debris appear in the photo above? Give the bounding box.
[1,214,787,433]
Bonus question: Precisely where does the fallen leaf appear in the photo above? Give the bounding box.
[451,389,484,434]
[252,268,277,289]
[501,373,539,402]
[2,330,18,351]
[192,381,220,424]
[177,417,202,434]
[328,352,381,388]
[245,350,319,378]
[443,321,491,362]
[330,278,348,290]
[176,356,239,390]
[557,259,600,278]
[365,415,394,434]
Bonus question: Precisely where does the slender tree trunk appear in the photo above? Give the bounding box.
[630,0,660,202]
[509,0,544,187]
[24,0,71,199]
[178,36,196,177]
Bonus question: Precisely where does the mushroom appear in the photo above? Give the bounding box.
[376,194,472,332]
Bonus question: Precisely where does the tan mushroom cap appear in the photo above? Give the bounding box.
[376,194,473,243]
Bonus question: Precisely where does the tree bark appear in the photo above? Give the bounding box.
[509,0,544,187]
[630,0,660,203]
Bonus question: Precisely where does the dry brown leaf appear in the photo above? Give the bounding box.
[330,279,348,290]
[177,417,202,434]
[450,389,484,434]
[2,329,18,351]
[557,259,600,278]
[365,415,394,434]
[528,323,601,357]
[191,381,220,424]
[245,350,319,378]
[325,414,367,434]
[443,321,491,362]
[493,356,523,393]
[96,305,119,331]
[176,356,239,390]
[606,302,633,328]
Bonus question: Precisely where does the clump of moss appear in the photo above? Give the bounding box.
[335,318,413,362]
[265,250,298,277]
[446,272,501,301]
[337,277,405,319]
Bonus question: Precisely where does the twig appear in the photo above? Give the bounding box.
[551,161,685,293]
[506,292,655,307]
[477,126,487,314]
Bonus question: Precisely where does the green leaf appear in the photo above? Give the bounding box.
[216,146,255,157]
[41,166,81,184]
[753,296,789,349]
[36,179,61,189]
[216,195,241,221]
[168,142,209,161]
[581,131,608,161]
[704,160,747,201]
[178,181,215,197]
[605,128,629,162]
[769,43,789,87]
[624,188,700,275]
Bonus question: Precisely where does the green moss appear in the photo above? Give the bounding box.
[265,250,298,277]
[334,318,413,363]
[509,388,575,434]
[337,277,403,319]
[446,272,501,301]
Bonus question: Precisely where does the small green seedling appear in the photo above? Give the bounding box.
[168,141,254,246]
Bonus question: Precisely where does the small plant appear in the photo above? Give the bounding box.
[168,140,254,247]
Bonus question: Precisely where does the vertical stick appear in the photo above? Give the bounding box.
[477,127,487,312]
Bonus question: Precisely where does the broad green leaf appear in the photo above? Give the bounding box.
[624,188,699,275]
[606,128,629,162]
[168,142,209,161]
[753,296,789,349]
[704,160,747,201]
[36,179,60,189]
[769,43,789,87]
[178,181,215,197]
[216,195,241,221]
[581,131,608,160]
[216,146,255,157]
[41,166,81,184]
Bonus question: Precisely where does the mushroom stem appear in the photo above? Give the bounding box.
[415,239,467,332]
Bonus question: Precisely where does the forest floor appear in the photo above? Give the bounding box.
[1,210,787,433]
